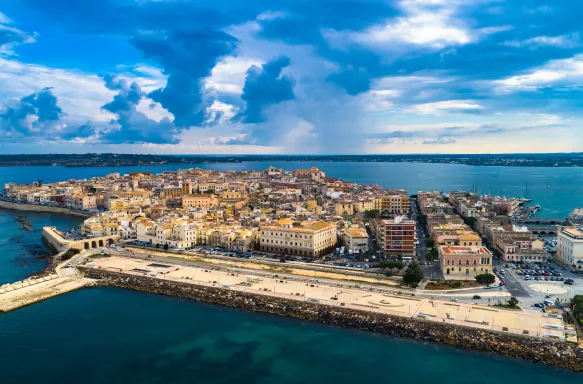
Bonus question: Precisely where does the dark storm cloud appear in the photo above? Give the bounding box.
[100,75,179,144]
[238,56,295,123]
[131,30,238,128]
[0,88,63,136]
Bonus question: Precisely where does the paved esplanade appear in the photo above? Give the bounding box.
[83,255,565,339]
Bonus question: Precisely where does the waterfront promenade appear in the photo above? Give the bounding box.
[83,255,565,339]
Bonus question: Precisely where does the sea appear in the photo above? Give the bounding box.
[0,162,582,383]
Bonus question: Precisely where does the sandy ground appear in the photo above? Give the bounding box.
[85,256,564,339]
[528,283,568,294]
[127,247,401,287]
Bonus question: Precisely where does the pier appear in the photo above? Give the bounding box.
[511,218,564,234]
[0,276,93,313]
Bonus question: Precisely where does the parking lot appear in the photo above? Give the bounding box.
[493,259,583,309]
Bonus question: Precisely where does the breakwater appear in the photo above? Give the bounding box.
[0,200,92,217]
[81,268,583,372]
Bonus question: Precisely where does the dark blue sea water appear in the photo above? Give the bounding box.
[1,288,581,384]
[1,163,582,383]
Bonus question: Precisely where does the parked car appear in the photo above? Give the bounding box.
[472,295,482,299]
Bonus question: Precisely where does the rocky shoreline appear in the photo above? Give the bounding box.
[80,268,583,373]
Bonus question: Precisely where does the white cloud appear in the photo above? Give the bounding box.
[0,57,173,125]
[205,100,238,124]
[503,33,580,48]
[493,54,583,91]
[0,12,11,24]
[324,0,509,51]
[0,23,37,56]
[408,100,484,114]
[257,11,286,21]
[205,56,263,95]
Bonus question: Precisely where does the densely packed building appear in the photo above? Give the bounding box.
[419,190,550,277]
[2,166,411,259]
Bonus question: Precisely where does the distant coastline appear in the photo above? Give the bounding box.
[0,153,582,168]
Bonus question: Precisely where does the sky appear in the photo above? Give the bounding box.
[0,0,582,155]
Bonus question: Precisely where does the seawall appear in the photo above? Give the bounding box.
[80,268,583,372]
[0,200,92,217]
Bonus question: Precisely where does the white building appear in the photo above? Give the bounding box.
[556,226,583,269]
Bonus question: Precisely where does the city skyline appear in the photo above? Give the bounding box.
[1,0,583,154]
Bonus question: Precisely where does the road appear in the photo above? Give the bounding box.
[411,198,444,279]
[493,259,530,298]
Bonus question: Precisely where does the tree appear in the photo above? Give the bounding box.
[155,243,160,249]
[508,297,519,307]
[163,243,169,251]
[425,238,435,248]
[417,214,427,228]
[387,260,405,270]
[475,273,496,284]
[426,248,438,262]
[378,260,389,269]
[364,209,380,219]
[403,262,424,285]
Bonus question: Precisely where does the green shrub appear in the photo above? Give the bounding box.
[475,273,495,284]
[61,248,80,261]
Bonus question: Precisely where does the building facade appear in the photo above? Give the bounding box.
[260,219,337,257]
[374,216,416,257]
[556,226,583,269]
[439,246,493,278]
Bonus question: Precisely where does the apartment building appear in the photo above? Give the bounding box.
[343,227,369,253]
[182,194,218,210]
[440,245,493,278]
[71,194,97,211]
[556,226,583,269]
[374,191,410,214]
[352,199,374,212]
[374,216,416,257]
[495,234,548,263]
[259,218,337,257]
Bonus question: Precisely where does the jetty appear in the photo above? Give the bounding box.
[0,276,93,313]
[511,217,564,234]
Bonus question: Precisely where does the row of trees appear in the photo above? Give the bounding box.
[572,295,583,324]
[378,259,405,270]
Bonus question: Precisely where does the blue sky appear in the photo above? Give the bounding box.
[0,0,582,154]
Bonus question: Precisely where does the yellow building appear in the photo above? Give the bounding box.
[260,219,337,257]
[353,199,374,212]
[374,193,410,214]
[335,201,354,217]
[182,194,218,210]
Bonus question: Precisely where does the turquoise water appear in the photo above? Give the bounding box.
[0,163,582,383]
[0,210,83,285]
[1,288,581,384]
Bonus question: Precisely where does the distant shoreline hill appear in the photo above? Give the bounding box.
[0,153,582,168]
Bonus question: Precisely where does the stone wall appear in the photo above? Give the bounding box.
[42,226,72,253]
[0,200,92,217]
[80,268,583,372]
